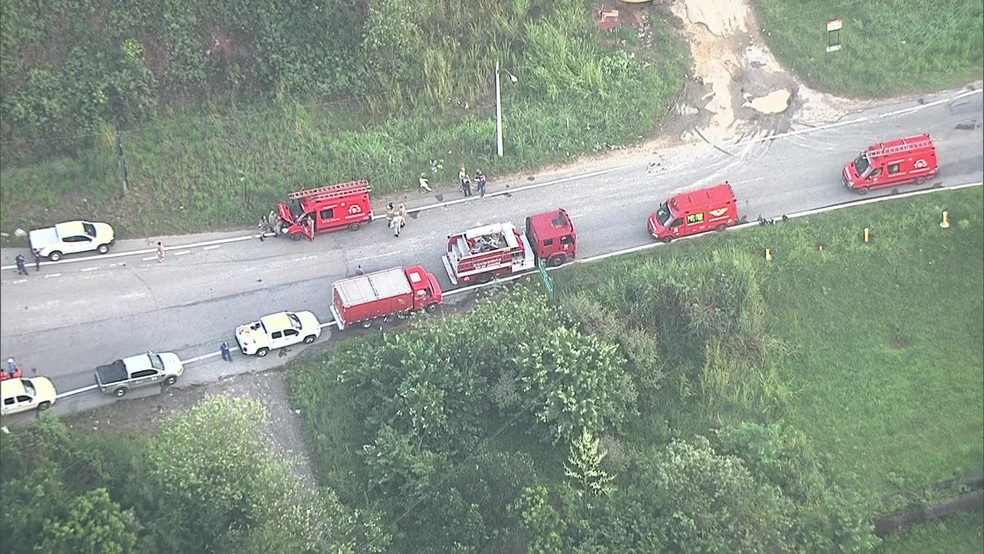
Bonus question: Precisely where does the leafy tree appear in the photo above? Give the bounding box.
[564,429,615,504]
[37,488,138,554]
[516,325,635,443]
[150,395,376,552]
[510,485,568,554]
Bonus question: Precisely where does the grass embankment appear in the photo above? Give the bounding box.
[752,0,983,96]
[290,187,982,548]
[0,2,686,238]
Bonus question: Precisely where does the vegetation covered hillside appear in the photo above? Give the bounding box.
[0,0,687,235]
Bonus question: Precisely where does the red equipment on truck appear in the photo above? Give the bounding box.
[276,180,373,241]
[842,134,938,194]
[648,182,738,243]
[330,266,443,330]
[443,209,577,286]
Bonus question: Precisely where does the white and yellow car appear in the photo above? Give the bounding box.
[235,311,322,357]
[29,220,115,261]
[1,377,57,416]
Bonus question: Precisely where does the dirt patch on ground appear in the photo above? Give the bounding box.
[660,0,869,145]
[66,369,316,486]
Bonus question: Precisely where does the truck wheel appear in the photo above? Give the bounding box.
[425,303,439,314]
[164,376,178,386]
[477,273,493,284]
[49,251,63,262]
[38,401,51,411]
[660,236,673,244]
[715,224,728,232]
[348,222,362,231]
[256,348,270,358]
[97,244,111,254]
[856,187,869,195]
[303,335,316,344]
[548,255,566,267]
[291,232,304,241]
[361,318,375,329]
[916,176,927,185]
[114,387,127,398]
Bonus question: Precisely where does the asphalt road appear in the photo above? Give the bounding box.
[2,85,982,422]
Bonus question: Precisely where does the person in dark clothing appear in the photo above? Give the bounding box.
[475,169,487,197]
[32,249,42,272]
[15,254,29,275]
[220,341,232,362]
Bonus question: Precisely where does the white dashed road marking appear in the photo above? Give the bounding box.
[43,274,62,279]
[81,267,98,272]
[203,245,221,251]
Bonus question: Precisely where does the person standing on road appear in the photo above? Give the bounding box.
[475,169,487,197]
[15,254,29,275]
[398,203,407,219]
[258,215,269,242]
[32,248,42,272]
[220,341,232,362]
[156,241,166,263]
[459,167,472,197]
[390,213,406,237]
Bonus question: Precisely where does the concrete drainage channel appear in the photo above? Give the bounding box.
[41,181,982,406]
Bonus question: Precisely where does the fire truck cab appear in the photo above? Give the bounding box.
[276,180,373,240]
[648,182,738,243]
[525,209,577,267]
[842,134,938,194]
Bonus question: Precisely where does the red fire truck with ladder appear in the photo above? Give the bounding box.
[275,180,373,240]
[443,209,577,286]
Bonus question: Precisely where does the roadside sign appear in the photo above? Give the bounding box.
[537,259,554,300]
[826,19,843,53]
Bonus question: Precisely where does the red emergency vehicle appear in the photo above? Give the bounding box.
[648,182,738,243]
[330,266,442,330]
[443,209,578,286]
[842,134,938,194]
[276,180,373,240]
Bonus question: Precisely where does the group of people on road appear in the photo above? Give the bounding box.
[458,168,487,198]
[14,249,43,276]
[385,202,408,237]
[0,358,23,381]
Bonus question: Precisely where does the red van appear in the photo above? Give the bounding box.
[648,182,738,243]
[842,134,938,194]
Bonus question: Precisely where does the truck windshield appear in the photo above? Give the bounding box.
[148,354,164,370]
[83,222,97,237]
[655,203,672,226]
[853,152,871,176]
[288,313,302,329]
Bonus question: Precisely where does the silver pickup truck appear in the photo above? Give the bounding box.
[94,352,184,398]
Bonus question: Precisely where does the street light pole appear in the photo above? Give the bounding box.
[495,60,503,157]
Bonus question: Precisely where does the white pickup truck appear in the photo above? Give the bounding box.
[29,220,115,261]
[235,311,322,357]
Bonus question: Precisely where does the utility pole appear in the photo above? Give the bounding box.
[495,61,503,157]
[115,129,129,195]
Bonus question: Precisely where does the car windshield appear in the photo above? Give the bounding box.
[288,313,302,330]
[23,380,36,395]
[655,203,672,226]
[148,354,164,370]
[853,152,871,176]
[82,222,96,237]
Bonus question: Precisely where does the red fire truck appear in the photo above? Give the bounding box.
[275,180,373,240]
[330,266,443,329]
[443,209,577,286]
[842,134,938,194]
[648,182,738,243]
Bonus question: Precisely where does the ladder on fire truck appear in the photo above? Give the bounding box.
[288,179,371,202]
[869,136,932,158]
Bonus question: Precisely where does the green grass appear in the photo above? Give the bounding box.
[878,508,984,553]
[752,0,984,96]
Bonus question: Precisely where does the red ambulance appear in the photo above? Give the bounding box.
[842,134,938,194]
[648,182,738,243]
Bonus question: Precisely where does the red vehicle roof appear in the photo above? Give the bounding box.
[527,209,574,236]
[669,182,735,213]
[867,134,934,158]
